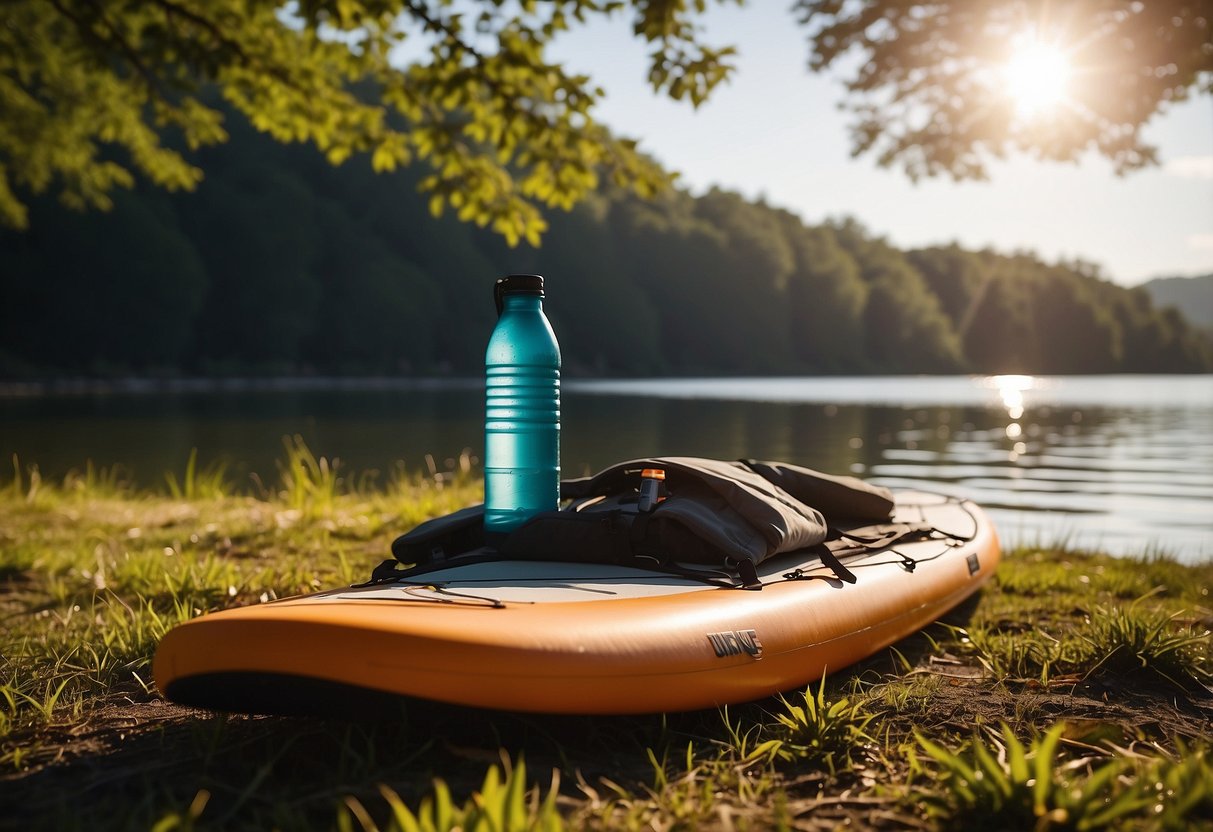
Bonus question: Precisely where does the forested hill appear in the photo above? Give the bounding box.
[1141,275,1213,330]
[2,116,1210,378]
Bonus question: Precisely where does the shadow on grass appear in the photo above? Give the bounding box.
[1,684,742,830]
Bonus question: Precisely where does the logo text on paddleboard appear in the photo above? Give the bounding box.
[707,629,762,659]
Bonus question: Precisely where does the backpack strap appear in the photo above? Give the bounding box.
[390,503,485,566]
[813,545,858,584]
[825,521,942,563]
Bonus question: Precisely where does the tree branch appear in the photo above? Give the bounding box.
[48,0,167,101]
[150,0,251,65]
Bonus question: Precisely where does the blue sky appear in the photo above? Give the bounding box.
[548,4,1213,287]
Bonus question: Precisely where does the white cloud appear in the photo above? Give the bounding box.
[1187,233,1213,251]
[1165,155,1213,179]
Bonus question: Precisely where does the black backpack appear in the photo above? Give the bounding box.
[371,458,936,589]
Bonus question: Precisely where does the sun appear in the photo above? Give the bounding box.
[1003,34,1072,118]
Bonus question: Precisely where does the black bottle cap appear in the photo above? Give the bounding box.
[495,274,544,315]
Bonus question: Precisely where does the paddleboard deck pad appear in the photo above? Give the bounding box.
[154,491,998,715]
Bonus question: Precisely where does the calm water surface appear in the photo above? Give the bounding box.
[1,375,1209,560]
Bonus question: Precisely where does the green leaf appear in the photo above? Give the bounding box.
[379,784,422,832]
[1033,723,1065,814]
[972,737,1011,801]
[1003,724,1029,783]
[433,780,454,832]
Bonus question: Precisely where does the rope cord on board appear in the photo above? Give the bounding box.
[353,555,748,592]
[781,543,955,582]
[398,584,509,608]
[781,499,979,582]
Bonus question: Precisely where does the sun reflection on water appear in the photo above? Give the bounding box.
[983,375,1044,461]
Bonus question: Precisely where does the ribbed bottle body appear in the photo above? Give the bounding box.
[484,293,560,534]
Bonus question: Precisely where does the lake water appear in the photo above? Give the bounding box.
[1,375,1210,561]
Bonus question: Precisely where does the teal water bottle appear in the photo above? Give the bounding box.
[484,274,561,535]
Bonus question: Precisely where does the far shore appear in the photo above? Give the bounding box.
[2,371,1210,400]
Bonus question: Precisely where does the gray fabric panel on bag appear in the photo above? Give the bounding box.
[650,498,769,563]
[578,457,829,563]
[738,460,894,522]
[656,457,828,554]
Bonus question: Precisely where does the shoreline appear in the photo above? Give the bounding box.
[1,371,1209,401]
[0,375,485,398]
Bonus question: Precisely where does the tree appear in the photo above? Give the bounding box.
[533,195,663,375]
[0,191,208,373]
[796,0,1212,179]
[611,192,746,373]
[962,273,1034,373]
[1029,270,1123,373]
[907,245,987,329]
[781,222,867,371]
[177,164,324,368]
[693,190,794,367]
[4,2,1208,246]
[0,0,738,243]
[828,219,964,371]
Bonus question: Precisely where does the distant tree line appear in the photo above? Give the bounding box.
[2,117,1210,378]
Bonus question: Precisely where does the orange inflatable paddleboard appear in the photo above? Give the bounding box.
[154,491,998,715]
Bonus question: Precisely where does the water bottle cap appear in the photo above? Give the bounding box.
[641,468,666,481]
[495,274,544,315]
[499,274,544,293]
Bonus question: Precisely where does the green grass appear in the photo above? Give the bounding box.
[915,723,1147,830]
[757,676,880,774]
[1081,599,1211,691]
[913,723,1213,831]
[165,448,233,502]
[336,757,564,832]
[1,446,1211,830]
[944,550,1212,690]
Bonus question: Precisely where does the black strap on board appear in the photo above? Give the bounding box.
[815,545,858,584]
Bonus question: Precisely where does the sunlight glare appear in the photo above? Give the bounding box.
[986,374,1037,419]
[1003,35,1071,118]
